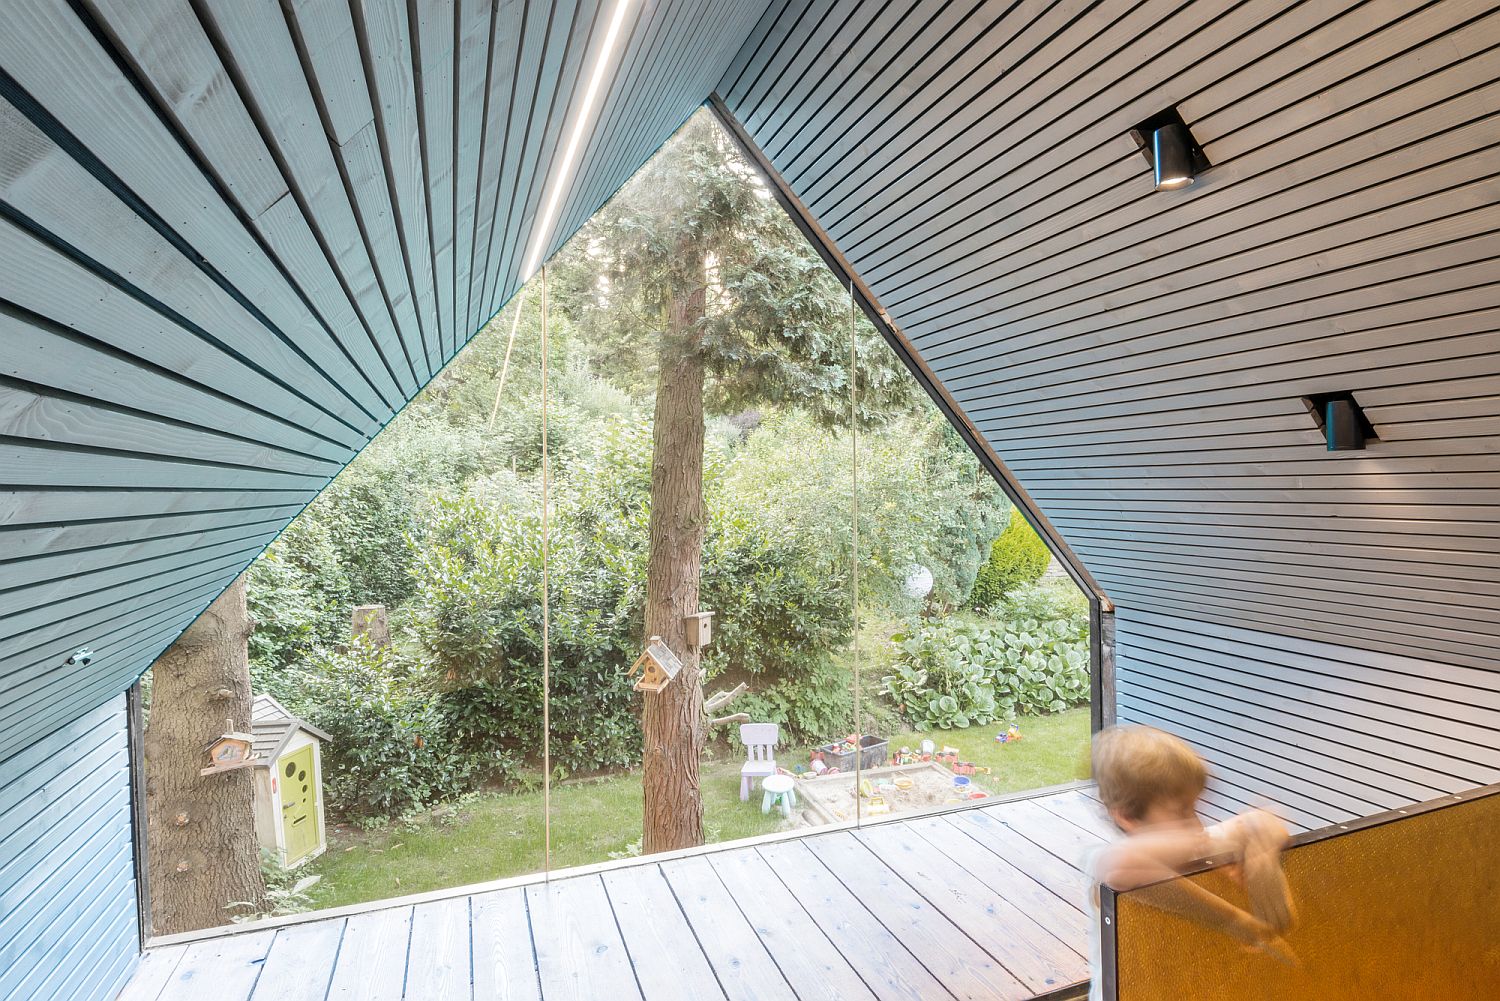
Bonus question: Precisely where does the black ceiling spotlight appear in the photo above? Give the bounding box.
[1304,392,1376,451]
[1130,107,1210,191]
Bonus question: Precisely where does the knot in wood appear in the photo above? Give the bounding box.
[174,860,191,874]
[173,812,190,827]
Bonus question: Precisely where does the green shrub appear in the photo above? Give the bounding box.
[406,494,641,778]
[883,602,1090,729]
[246,517,353,693]
[883,624,998,730]
[969,512,1052,611]
[285,641,483,820]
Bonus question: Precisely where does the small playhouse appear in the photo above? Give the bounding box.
[250,694,330,867]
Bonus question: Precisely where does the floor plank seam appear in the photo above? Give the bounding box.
[653,862,734,1001]
[791,839,964,1001]
[846,826,1033,998]
[700,854,805,1000]
[599,873,653,1001]
[754,842,889,1001]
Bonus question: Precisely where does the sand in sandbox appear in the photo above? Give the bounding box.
[794,762,991,824]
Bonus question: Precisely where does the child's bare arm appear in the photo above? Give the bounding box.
[1128,878,1297,966]
[1093,828,1216,889]
[1220,810,1297,933]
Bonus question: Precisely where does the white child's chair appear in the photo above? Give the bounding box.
[738,722,779,802]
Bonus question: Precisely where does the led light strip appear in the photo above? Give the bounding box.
[521,0,636,280]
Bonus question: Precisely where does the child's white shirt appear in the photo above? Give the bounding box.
[1083,822,1227,1001]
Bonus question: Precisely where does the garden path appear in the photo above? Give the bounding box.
[120,786,1108,1001]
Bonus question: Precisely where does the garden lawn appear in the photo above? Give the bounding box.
[881,706,1092,796]
[304,756,783,911]
[304,708,1091,912]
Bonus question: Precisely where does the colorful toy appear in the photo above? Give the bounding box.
[866,796,891,816]
[995,724,1023,744]
[893,776,914,791]
[952,775,971,793]
[859,778,875,798]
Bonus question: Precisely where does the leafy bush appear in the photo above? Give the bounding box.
[285,641,483,820]
[984,614,1090,717]
[883,624,998,730]
[722,411,1008,612]
[247,517,352,686]
[969,512,1052,611]
[406,493,642,777]
[883,602,1090,729]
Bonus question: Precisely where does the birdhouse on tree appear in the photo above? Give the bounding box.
[200,719,255,776]
[627,636,684,693]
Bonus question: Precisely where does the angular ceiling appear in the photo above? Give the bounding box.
[718,0,1500,671]
[4,0,1499,766]
[0,0,771,759]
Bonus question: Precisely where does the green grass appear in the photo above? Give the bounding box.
[305,755,784,911]
[882,706,1092,796]
[304,708,1091,912]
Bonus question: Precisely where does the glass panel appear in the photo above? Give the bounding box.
[224,284,550,915]
[541,108,867,867]
[849,331,1093,828]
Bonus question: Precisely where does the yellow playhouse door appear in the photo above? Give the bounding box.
[279,745,319,864]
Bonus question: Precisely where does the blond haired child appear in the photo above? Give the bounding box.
[1085,725,1296,1000]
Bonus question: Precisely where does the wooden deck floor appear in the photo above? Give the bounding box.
[120,787,1114,1001]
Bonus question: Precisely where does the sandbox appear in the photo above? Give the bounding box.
[794,761,992,825]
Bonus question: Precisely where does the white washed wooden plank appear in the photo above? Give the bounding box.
[326,906,412,1001]
[470,887,541,1001]
[810,831,1029,1001]
[601,865,726,1001]
[115,945,189,1001]
[250,919,347,1001]
[525,876,643,1001]
[752,840,949,1001]
[156,930,275,1001]
[659,856,793,1001]
[405,897,473,1000]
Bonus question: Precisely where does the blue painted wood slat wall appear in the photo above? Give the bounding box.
[0,696,138,1001]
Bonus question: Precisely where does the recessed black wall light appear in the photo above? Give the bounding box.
[1303,392,1376,451]
[1130,108,1210,191]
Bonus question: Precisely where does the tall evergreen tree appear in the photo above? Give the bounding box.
[554,111,918,852]
[144,575,266,933]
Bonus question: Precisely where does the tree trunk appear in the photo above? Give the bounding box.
[641,272,708,855]
[144,576,266,934]
[350,603,391,649]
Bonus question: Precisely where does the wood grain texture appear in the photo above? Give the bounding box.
[117,787,1105,1001]
[718,0,1500,830]
[0,0,773,785]
[0,699,138,1001]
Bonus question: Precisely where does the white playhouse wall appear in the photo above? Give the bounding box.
[252,729,327,867]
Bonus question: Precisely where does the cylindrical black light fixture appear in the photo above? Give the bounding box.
[1152,123,1196,190]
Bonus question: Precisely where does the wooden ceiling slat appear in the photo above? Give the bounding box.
[0,0,773,757]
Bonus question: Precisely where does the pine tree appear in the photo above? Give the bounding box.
[144,576,266,933]
[554,111,917,852]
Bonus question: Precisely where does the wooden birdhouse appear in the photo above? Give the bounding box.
[200,718,255,776]
[684,610,714,648]
[627,636,683,693]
